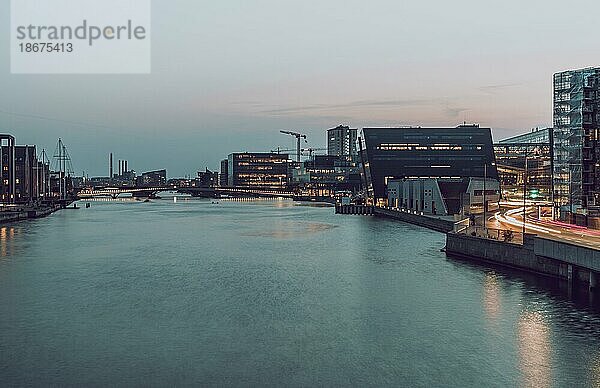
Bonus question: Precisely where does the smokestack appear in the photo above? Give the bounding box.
[124,160,128,173]
[119,160,122,176]
[109,153,113,178]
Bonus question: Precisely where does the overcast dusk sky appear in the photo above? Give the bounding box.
[2,0,600,177]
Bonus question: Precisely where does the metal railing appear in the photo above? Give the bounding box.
[455,225,524,245]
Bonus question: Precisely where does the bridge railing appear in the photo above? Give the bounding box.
[456,226,524,245]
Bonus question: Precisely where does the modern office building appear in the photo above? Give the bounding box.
[328,125,358,159]
[553,67,600,212]
[494,128,554,204]
[361,125,498,204]
[227,153,289,188]
[302,155,361,197]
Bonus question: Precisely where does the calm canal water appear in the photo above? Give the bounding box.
[1,198,600,387]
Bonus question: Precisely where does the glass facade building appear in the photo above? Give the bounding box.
[495,128,554,204]
[553,67,600,210]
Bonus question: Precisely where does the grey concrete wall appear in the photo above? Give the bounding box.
[446,233,569,279]
[534,237,600,273]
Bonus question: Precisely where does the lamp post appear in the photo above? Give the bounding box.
[483,163,487,232]
[522,154,528,236]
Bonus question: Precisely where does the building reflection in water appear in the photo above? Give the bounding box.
[483,272,501,322]
[0,226,18,258]
[518,310,552,388]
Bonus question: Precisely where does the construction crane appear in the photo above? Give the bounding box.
[280,130,307,162]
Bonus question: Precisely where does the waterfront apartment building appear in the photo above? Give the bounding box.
[15,145,39,203]
[227,153,289,188]
[361,125,498,204]
[220,159,229,187]
[0,135,16,203]
[328,125,358,159]
[495,128,554,204]
[553,67,600,211]
[0,138,51,204]
[136,169,167,187]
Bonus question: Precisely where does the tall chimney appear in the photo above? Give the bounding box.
[109,153,113,178]
[124,160,128,173]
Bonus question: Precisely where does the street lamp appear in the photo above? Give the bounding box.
[483,163,487,232]
[523,154,528,236]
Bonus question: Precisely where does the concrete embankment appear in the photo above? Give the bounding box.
[0,211,29,222]
[0,204,65,223]
[446,232,600,291]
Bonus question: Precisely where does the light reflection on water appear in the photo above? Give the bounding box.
[518,310,552,388]
[0,226,18,258]
[483,272,501,322]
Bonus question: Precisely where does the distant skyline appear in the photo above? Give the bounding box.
[2,0,600,177]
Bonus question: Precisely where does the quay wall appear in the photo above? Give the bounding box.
[446,232,599,290]
[0,204,65,224]
[534,236,600,273]
[446,233,569,279]
[0,211,28,222]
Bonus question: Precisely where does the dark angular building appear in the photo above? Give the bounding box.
[361,124,498,203]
